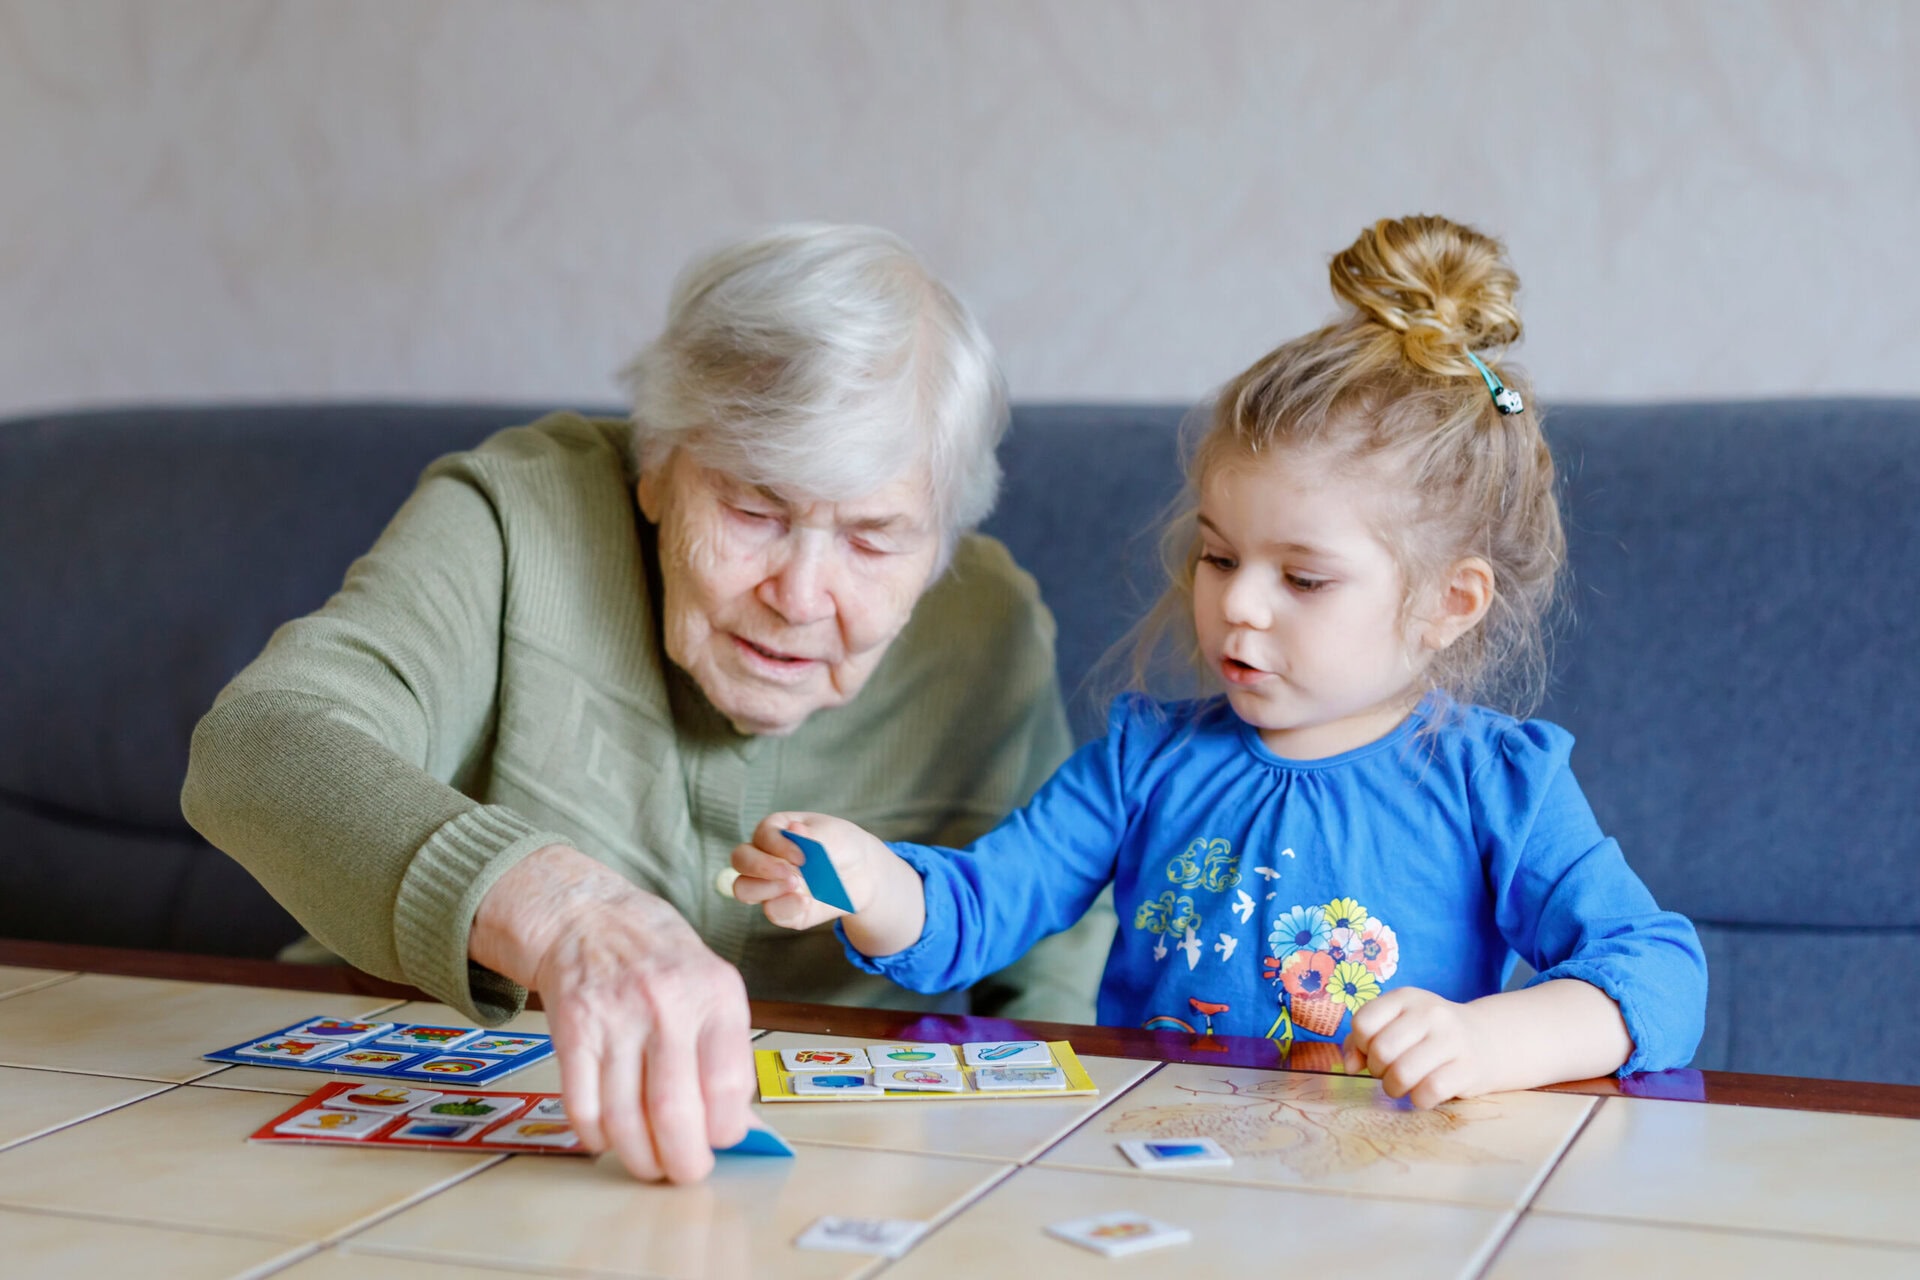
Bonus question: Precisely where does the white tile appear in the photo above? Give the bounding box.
[0,1084,499,1240]
[886,1164,1510,1277]
[0,1205,307,1280]
[1039,1060,1594,1209]
[0,974,399,1084]
[1535,1095,1920,1247]
[1488,1211,1920,1279]
[352,1140,1013,1279]
[0,1066,170,1150]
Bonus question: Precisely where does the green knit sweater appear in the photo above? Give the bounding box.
[181,413,1113,1025]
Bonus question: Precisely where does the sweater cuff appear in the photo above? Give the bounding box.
[394,805,573,1025]
[833,841,964,991]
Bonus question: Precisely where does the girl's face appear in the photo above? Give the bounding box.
[1192,452,1433,759]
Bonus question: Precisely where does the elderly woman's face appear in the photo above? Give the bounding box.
[637,451,944,736]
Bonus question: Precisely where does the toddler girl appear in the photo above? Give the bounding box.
[730,215,1706,1105]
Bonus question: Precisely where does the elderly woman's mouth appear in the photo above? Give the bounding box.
[730,633,820,671]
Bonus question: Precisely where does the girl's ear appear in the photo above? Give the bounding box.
[1422,556,1495,651]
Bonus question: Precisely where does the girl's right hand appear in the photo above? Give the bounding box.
[729,812,893,930]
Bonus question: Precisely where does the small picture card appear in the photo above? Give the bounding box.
[465,1035,545,1057]
[866,1042,957,1067]
[780,1046,871,1073]
[1046,1211,1191,1258]
[409,1093,525,1123]
[790,1072,884,1097]
[236,1036,352,1063]
[875,1066,965,1093]
[526,1097,567,1122]
[973,1065,1068,1091]
[404,1055,503,1078]
[323,1085,443,1116]
[1119,1137,1234,1170]
[794,1216,927,1258]
[287,1018,393,1043]
[484,1118,581,1148]
[374,1025,481,1051]
[782,829,856,913]
[274,1108,388,1140]
[962,1041,1052,1067]
[389,1118,486,1143]
[326,1048,417,1072]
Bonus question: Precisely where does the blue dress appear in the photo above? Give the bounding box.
[843,694,1706,1075]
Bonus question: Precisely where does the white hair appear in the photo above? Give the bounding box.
[621,224,1008,539]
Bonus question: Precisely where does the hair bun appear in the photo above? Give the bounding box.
[1329,215,1522,376]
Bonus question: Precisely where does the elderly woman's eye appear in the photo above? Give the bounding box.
[727,503,779,524]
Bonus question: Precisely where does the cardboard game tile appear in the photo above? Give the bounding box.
[410,1093,525,1123]
[783,829,856,912]
[794,1215,928,1258]
[235,1036,351,1063]
[874,1066,966,1093]
[962,1040,1052,1067]
[323,1085,442,1116]
[973,1065,1068,1091]
[780,1046,871,1073]
[273,1108,387,1140]
[791,1072,885,1098]
[867,1042,958,1067]
[374,1025,481,1051]
[485,1118,581,1148]
[1119,1137,1233,1170]
[1046,1210,1191,1257]
[286,1018,393,1043]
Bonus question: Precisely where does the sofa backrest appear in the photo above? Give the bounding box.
[4,399,1916,1083]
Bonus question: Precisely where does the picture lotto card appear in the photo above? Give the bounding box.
[205,1016,555,1086]
[756,1040,1097,1102]
[253,1082,795,1158]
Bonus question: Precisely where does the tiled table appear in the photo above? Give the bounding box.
[1,942,1916,1279]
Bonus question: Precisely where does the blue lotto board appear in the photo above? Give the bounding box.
[203,1016,555,1086]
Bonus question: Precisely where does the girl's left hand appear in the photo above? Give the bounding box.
[1341,987,1493,1108]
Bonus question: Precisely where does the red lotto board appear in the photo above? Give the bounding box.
[251,1081,584,1155]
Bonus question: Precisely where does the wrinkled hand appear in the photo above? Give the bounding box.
[1341,987,1494,1109]
[471,845,756,1183]
[728,812,892,929]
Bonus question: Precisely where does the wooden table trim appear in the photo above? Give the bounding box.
[6,938,1917,1122]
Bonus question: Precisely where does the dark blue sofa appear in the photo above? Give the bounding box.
[4,400,1916,1085]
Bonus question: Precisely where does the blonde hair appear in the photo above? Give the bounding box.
[1131,214,1565,716]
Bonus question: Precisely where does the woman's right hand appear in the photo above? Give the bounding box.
[468,844,757,1185]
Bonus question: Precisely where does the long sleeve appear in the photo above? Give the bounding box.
[181,468,571,1021]
[843,696,1154,996]
[1482,722,1709,1074]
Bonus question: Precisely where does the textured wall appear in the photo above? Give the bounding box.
[2,0,1915,415]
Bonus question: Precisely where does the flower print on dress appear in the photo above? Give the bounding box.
[1356,919,1399,981]
[1326,926,1363,966]
[1329,961,1380,1013]
[1167,837,1242,893]
[1323,897,1370,933]
[1267,904,1331,963]
[1279,948,1335,1001]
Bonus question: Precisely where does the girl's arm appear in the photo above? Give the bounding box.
[732,695,1164,994]
[1347,721,1706,1105]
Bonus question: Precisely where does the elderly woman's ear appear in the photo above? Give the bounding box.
[635,457,666,524]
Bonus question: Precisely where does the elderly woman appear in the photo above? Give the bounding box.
[181,225,1111,1182]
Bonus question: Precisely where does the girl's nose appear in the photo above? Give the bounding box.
[1219,570,1272,629]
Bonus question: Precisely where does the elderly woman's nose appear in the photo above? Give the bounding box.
[757,538,836,625]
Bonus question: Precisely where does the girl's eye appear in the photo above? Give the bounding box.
[1286,574,1330,593]
[1198,553,1236,571]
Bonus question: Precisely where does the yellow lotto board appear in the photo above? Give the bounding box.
[756,1040,1098,1102]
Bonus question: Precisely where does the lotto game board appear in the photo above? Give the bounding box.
[204,1015,554,1086]
[756,1039,1098,1101]
[253,1081,795,1158]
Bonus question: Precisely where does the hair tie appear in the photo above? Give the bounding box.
[1467,351,1524,415]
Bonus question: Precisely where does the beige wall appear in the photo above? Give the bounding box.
[2,0,1915,416]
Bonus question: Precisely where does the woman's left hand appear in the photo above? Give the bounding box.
[1341,987,1494,1108]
